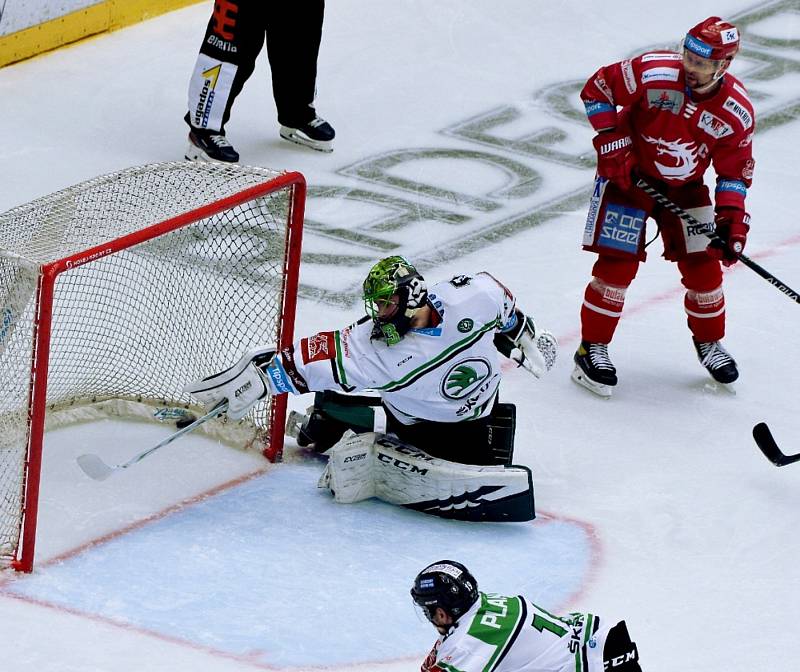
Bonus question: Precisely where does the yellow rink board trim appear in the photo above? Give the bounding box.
[0,0,203,68]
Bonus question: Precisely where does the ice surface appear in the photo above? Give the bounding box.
[1,1,799,671]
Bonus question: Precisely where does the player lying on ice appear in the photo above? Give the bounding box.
[411,560,642,672]
[185,256,557,522]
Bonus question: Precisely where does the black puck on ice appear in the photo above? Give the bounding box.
[176,413,198,429]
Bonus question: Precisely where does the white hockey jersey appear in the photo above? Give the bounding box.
[427,592,614,672]
[278,272,518,424]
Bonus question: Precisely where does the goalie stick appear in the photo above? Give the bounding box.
[752,422,800,467]
[76,400,228,480]
[635,178,800,305]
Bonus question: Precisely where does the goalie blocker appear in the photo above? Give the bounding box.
[318,431,535,522]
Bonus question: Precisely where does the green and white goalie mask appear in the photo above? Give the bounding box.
[363,256,428,345]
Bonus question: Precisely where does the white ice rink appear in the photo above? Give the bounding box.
[1,1,799,670]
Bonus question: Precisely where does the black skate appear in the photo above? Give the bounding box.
[571,341,617,398]
[694,340,739,384]
[279,116,335,152]
[185,128,240,163]
[285,407,349,452]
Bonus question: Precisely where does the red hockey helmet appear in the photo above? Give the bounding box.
[684,17,740,60]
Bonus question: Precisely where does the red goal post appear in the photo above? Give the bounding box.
[0,162,305,573]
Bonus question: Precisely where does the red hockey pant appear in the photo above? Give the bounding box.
[580,255,725,344]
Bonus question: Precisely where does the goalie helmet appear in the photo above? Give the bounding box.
[410,560,479,624]
[363,256,427,346]
[684,17,740,61]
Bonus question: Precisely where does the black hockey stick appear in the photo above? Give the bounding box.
[753,422,800,467]
[76,400,228,480]
[635,178,800,305]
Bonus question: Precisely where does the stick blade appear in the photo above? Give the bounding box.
[76,453,115,480]
[752,422,792,467]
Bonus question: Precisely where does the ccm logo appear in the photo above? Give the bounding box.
[377,452,429,474]
[604,650,637,669]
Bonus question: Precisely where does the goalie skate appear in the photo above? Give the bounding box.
[285,409,311,442]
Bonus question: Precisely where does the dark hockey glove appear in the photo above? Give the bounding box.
[593,129,636,191]
[707,207,750,267]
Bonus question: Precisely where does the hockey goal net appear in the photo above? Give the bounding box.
[0,162,305,572]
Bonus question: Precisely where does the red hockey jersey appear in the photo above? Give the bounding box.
[581,51,755,211]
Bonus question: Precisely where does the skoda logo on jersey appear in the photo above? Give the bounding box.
[441,358,491,400]
[457,318,474,333]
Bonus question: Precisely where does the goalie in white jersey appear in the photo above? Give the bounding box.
[411,561,642,672]
[185,256,557,520]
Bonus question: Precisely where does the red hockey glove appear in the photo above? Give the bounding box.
[593,130,636,191]
[707,208,750,267]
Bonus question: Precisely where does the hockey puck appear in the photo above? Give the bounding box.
[176,413,198,429]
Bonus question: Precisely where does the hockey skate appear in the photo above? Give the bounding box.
[279,116,335,152]
[185,128,240,163]
[285,406,349,451]
[694,339,739,384]
[571,341,617,398]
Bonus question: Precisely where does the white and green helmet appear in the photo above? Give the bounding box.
[362,256,428,345]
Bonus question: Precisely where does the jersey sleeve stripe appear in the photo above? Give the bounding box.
[330,330,356,392]
[577,613,598,672]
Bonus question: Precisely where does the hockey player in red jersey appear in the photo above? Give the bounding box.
[572,17,755,397]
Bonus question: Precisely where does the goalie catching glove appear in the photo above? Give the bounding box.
[494,310,558,378]
[183,345,297,420]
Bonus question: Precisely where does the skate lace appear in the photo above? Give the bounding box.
[308,117,327,128]
[210,135,233,148]
[697,342,733,370]
[587,343,614,371]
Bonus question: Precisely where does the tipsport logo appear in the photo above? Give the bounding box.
[194,64,222,129]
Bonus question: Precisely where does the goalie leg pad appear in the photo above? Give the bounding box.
[317,431,376,503]
[318,432,535,522]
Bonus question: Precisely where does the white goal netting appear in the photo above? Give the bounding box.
[0,162,304,571]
